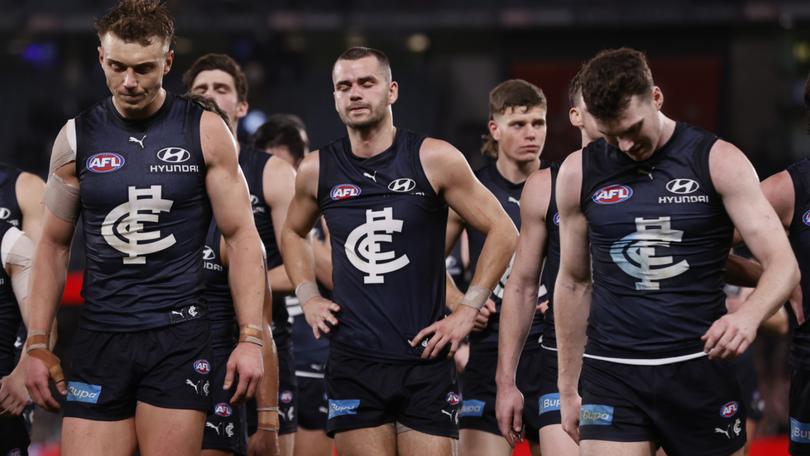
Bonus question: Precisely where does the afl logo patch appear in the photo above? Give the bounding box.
[330,184,361,200]
[592,185,633,205]
[193,359,211,375]
[280,390,294,403]
[446,392,460,406]
[214,403,232,417]
[157,147,191,163]
[86,153,125,173]
[803,210,810,226]
[720,401,739,418]
[388,178,416,192]
[553,212,560,226]
[665,178,700,195]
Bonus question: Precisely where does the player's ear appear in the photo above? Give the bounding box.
[651,86,664,110]
[388,80,398,105]
[489,118,500,141]
[97,46,104,66]
[163,49,174,75]
[569,107,583,128]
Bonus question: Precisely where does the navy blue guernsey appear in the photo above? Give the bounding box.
[786,159,810,369]
[238,143,290,342]
[0,164,23,228]
[318,129,448,362]
[581,122,732,359]
[467,162,542,349]
[0,222,20,376]
[75,92,212,331]
[539,162,561,349]
[202,221,237,354]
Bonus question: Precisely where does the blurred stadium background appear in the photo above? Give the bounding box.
[4,1,810,454]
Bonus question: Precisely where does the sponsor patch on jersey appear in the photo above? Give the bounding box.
[388,178,416,192]
[803,210,810,227]
[328,399,360,419]
[86,153,125,173]
[446,392,461,406]
[665,178,700,194]
[460,399,486,417]
[539,393,561,415]
[67,381,102,404]
[720,401,739,418]
[193,359,211,375]
[580,404,614,426]
[330,184,361,200]
[592,185,633,205]
[791,418,810,443]
[280,390,294,404]
[553,212,560,226]
[214,402,232,417]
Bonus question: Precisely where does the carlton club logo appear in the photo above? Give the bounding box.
[592,185,633,205]
[87,153,125,173]
[101,185,176,264]
[331,184,361,201]
[345,207,410,284]
[609,216,690,290]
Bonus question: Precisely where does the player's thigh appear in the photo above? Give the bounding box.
[335,423,397,456]
[61,416,137,456]
[279,432,295,456]
[135,402,206,456]
[398,427,456,456]
[580,439,656,456]
[539,423,578,456]
[459,428,511,456]
[294,427,333,456]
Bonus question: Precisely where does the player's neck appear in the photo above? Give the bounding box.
[653,112,677,151]
[112,88,167,120]
[496,155,538,184]
[347,119,396,158]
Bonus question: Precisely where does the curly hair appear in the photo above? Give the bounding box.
[481,79,546,159]
[95,0,175,47]
[183,54,248,102]
[580,48,653,121]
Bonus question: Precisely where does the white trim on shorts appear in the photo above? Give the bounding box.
[295,370,325,379]
[583,350,707,366]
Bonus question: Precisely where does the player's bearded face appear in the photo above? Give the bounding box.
[333,57,397,129]
[98,32,173,115]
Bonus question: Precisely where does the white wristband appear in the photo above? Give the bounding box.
[459,285,490,310]
[295,281,321,305]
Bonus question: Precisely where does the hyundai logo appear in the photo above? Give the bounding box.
[202,246,216,260]
[157,147,191,163]
[665,178,699,195]
[388,178,416,192]
[0,208,10,220]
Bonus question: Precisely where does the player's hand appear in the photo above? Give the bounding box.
[411,305,477,359]
[224,342,264,404]
[301,296,340,339]
[0,363,31,416]
[701,310,759,360]
[789,285,804,326]
[472,299,497,332]
[248,428,280,456]
[559,391,582,444]
[24,354,64,412]
[495,382,525,447]
[536,300,549,316]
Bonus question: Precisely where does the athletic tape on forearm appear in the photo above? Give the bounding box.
[26,334,64,384]
[44,175,80,223]
[239,324,264,347]
[459,285,490,310]
[295,281,321,305]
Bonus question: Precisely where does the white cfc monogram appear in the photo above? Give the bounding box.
[345,207,410,284]
[609,216,690,290]
[101,185,177,264]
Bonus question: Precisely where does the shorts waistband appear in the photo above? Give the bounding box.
[583,351,707,366]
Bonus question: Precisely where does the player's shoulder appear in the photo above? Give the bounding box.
[16,171,45,190]
[297,150,321,179]
[419,137,465,168]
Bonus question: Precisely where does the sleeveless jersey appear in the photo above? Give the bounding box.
[786,159,810,369]
[539,162,561,349]
[201,221,237,354]
[446,241,467,293]
[466,162,542,349]
[76,92,212,331]
[0,165,23,228]
[0,222,21,376]
[318,129,448,362]
[581,122,732,359]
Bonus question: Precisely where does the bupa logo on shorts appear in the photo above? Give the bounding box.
[538,393,561,415]
[67,381,102,404]
[592,185,633,205]
[388,178,416,193]
[553,212,560,226]
[446,392,461,406]
[791,418,810,443]
[460,399,486,417]
[193,359,211,375]
[280,390,294,404]
[328,399,360,419]
[720,401,739,418]
[665,178,700,195]
[214,402,233,417]
[330,184,361,200]
[580,404,614,426]
[87,153,125,173]
[803,210,810,227]
[157,147,191,163]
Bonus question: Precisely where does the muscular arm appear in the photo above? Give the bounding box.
[16,172,45,243]
[703,141,800,359]
[264,156,297,295]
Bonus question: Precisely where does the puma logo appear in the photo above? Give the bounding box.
[363,171,377,182]
[714,427,730,439]
[206,421,221,435]
[129,135,146,149]
[507,196,520,206]
[171,310,185,318]
[186,379,201,395]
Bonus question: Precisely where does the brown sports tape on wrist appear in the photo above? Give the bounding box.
[26,335,65,384]
[239,325,264,347]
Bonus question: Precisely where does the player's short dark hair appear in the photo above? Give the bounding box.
[581,48,654,121]
[95,0,174,48]
[186,94,230,126]
[482,79,546,159]
[252,114,309,162]
[335,47,392,81]
[183,54,248,102]
[568,64,587,108]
